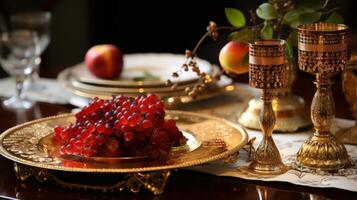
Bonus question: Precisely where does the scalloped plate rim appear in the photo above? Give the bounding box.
[0,110,248,173]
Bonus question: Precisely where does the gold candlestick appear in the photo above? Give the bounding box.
[241,39,287,176]
[238,60,311,132]
[238,54,311,133]
[296,23,351,171]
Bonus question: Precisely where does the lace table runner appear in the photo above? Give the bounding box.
[177,85,357,192]
[189,118,357,192]
[0,78,73,104]
[1,77,355,191]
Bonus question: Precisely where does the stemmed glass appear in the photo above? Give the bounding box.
[0,30,39,109]
[11,11,51,89]
[241,39,287,176]
[295,23,351,171]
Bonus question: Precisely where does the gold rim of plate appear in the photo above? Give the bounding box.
[0,110,248,173]
[74,67,199,88]
[58,68,193,97]
[71,79,192,94]
[58,67,235,103]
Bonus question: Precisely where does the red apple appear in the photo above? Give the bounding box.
[219,41,249,75]
[84,44,123,79]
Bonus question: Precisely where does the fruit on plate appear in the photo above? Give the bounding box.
[219,41,249,75]
[84,44,123,79]
[54,94,186,159]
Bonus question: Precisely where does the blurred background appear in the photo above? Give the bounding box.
[0,0,356,78]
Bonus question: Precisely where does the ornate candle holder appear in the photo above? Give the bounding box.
[238,60,311,132]
[241,39,287,176]
[296,23,351,171]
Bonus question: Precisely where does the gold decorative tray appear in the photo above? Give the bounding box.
[0,110,247,172]
[0,110,247,194]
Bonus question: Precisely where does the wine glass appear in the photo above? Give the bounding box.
[240,39,287,176]
[0,30,39,109]
[10,11,51,89]
[295,23,351,171]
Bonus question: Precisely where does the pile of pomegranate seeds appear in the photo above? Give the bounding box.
[54,94,185,159]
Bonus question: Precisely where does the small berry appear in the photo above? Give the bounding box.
[54,94,185,159]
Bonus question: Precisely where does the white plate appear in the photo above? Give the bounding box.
[71,53,213,87]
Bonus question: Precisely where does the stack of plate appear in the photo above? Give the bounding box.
[58,53,234,103]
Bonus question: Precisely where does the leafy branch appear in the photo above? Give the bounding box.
[168,0,344,99]
[227,0,343,60]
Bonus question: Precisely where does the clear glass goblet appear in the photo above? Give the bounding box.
[0,30,39,109]
[11,11,51,89]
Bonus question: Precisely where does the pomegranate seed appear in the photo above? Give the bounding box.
[142,120,152,128]
[146,94,157,104]
[124,131,134,142]
[54,94,184,159]
[96,123,105,133]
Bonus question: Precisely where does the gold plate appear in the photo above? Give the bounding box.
[71,79,191,94]
[58,68,186,98]
[58,67,235,104]
[0,110,248,173]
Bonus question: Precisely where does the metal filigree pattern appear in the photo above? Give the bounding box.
[14,163,170,195]
[238,58,311,132]
[296,23,351,172]
[298,23,348,75]
[296,135,351,170]
[2,123,64,165]
[0,111,248,173]
[249,40,286,89]
[249,64,286,89]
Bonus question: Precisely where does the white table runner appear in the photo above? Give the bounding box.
[0,77,73,104]
[189,118,357,192]
[176,84,357,192]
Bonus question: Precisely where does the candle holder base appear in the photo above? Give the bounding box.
[296,134,351,172]
[240,165,288,178]
[238,95,311,132]
[240,137,288,177]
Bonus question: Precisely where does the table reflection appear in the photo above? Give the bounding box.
[255,185,332,200]
[14,103,42,124]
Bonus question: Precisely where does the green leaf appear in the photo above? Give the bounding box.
[290,11,322,28]
[283,6,323,28]
[325,12,344,24]
[285,36,295,61]
[297,0,322,10]
[261,21,273,39]
[287,30,298,47]
[224,8,246,28]
[299,11,322,26]
[256,3,278,20]
[229,27,255,43]
[284,30,298,62]
[242,54,249,65]
[283,8,306,24]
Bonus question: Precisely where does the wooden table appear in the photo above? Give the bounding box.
[0,72,355,200]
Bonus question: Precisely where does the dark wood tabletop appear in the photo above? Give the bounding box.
[0,70,355,200]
